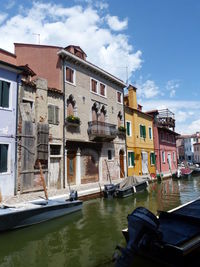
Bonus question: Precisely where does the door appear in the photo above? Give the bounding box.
[142,151,148,174]
[119,150,125,178]
[168,153,172,170]
[49,158,61,189]
[67,153,76,185]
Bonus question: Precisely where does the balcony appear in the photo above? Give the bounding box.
[88,121,117,141]
[156,109,175,130]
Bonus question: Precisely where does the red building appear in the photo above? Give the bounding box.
[146,109,179,178]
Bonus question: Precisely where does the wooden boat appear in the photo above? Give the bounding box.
[0,197,83,232]
[103,176,149,198]
[191,167,200,176]
[114,198,200,267]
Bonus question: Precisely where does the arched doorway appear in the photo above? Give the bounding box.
[119,150,125,178]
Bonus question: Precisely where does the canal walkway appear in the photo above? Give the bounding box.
[3,179,123,205]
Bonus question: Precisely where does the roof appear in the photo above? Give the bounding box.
[0,48,16,58]
[14,43,62,50]
[0,60,24,73]
[57,49,127,88]
[125,105,154,120]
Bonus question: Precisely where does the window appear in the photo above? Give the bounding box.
[65,67,75,84]
[126,121,131,136]
[91,79,98,93]
[173,151,176,162]
[149,127,152,140]
[50,145,61,156]
[150,152,156,165]
[0,80,10,108]
[128,151,135,167]
[0,144,8,173]
[48,105,59,125]
[22,99,34,109]
[162,151,165,163]
[100,83,106,96]
[140,125,146,138]
[117,91,122,103]
[108,150,112,160]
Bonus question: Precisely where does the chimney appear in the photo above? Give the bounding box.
[128,84,137,109]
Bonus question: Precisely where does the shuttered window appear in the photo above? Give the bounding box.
[126,121,131,136]
[100,83,106,96]
[128,152,134,167]
[0,144,8,173]
[117,91,122,103]
[150,152,155,165]
[48,105,59,125]
[140,125,146,138]
[149,127,152,139]
[0,80,10,108]
[91,79,97,93]
[66,67,74,84]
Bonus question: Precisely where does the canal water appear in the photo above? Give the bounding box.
[0,176,200,267]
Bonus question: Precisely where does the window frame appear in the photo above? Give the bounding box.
[128,151,135,168]
[140,124,146,139]
[50,144,62,158]
[107,150,113,161]
[0,79,11,110]
[126,121,132,137]
[162,151,165,163]
[99,82,107,97]
[0,142,10,174]
[116,91,123,104]
[65,65,76,85]
[150,152,156,165]
[173,151,176,162]
[90,77,98,94]
[149,127,153,140]
[90,78,107,98]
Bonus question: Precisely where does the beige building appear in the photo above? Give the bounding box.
[13,44,127,190]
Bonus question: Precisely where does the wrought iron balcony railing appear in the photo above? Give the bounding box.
[88,121,117,141]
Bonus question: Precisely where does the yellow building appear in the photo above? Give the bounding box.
[124,85,156,176]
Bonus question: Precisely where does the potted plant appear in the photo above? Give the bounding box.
[66,115,80,126]
[118,126,126,137]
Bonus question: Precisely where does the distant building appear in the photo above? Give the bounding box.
[194,142,200,164]
[146,109,179,178]
[176,132,200,163]
[124,85,156,176]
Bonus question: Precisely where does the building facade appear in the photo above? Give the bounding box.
[124,85,156,176]
[0,60,22,196]
[147,109,179,178]
[14,43,127,189]
[194,142,200,164]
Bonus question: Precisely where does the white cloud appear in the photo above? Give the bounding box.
[136,79,160,99]
[107,15,128,31]
[0,13,7,24]
[165,80,180,98]
[0,1,142,82]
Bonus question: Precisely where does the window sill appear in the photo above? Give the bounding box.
[128,166,134,168]
[65,80,76,87]
[50,155,62,158]
[90,90,107,99]
[0,107,12,112]
[117,101,123,105]
[0,171,11,176]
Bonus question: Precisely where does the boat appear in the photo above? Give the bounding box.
[173,167,193,179]
[103,176,149,198]
[0,195,83,232]
[113,198,200,267]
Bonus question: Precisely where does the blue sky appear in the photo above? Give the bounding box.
[0,0,200,133]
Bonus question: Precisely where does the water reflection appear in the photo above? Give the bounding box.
[0,176,200,267]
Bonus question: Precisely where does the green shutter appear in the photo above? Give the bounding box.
[151,153,155,165]
[0,144,8,172]
[55,106,59,125]
[149,127,152,139]
[140,125,143,137]
[0,81,10,108]
[131,152,135,166]
[143,126,146,138]
[126,122,130,136]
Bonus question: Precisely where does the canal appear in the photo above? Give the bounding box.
[0,176,200,267]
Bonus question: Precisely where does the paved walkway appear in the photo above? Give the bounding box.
[3,179,123,205]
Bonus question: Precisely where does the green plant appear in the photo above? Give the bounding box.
[118,126,126,133]
[66,115,80,124]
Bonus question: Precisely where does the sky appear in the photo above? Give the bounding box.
[0,0,199,134]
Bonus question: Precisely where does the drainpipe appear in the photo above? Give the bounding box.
[62,58,66,188]
[14,74,20,195]
[123,88,128,177]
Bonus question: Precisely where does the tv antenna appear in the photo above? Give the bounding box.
[33,33,40,44]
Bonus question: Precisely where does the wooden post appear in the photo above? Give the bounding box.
[38,161,48,200]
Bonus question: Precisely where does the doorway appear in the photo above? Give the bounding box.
[67,152,76,185]
[119,150,125,178]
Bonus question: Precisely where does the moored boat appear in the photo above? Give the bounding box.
[0,196,83,232]
[113,198,200,266]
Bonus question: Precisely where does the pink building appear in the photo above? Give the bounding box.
[146,109,179,178]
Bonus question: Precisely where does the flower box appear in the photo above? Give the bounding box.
[65,115,80,127]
